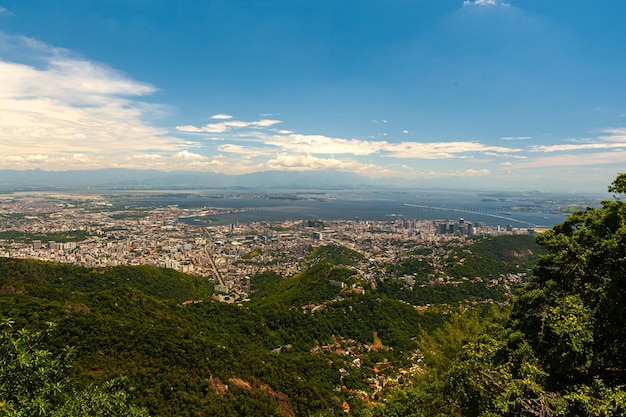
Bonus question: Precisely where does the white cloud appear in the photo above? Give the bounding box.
[217,144,274,157]
[263,153,381,175]
[177,115,523,176]
[131,154,164,161]
[531,129,626,153]
[25,154,48,162]
[532,143,626,153]
[383,141,520,159]
[511,151,626,169]
[0,7,13,16]
[7,31,620,181]
[266,134,384,156]
[173,150,205,160]
[407,168,491,178]
[0,34,195,170]
[463,0,510,6]
[211,114,233,120]
[71,153,90,163]
[501,136,531,141]
[176,118,281,133]
[599,128,626,142]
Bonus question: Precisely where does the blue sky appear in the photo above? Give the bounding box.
[0,0,625,191]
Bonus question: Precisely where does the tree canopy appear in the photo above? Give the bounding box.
[376,173,626,416]
[0,319,149,417]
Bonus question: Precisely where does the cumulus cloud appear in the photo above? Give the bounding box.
[173,112,526,176]
[211,114,233,120]
[266,134,385,156]
[173,150,206,160]
[0,33,196,170]
[263,153,382,175]
[131,154,165,161]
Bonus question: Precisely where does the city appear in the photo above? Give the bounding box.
[0,193,538,303]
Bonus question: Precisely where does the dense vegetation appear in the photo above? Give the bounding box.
[0,319,149,416]
[0,230,88,243]
[0,257,448,415]
[2,174,625,416]
[443,234,544,279]
[373,174,626,416]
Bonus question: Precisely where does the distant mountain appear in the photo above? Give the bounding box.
[0,168,383,190]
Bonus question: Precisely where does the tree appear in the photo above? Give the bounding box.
[0,319,149,417]
[513,174,626,386]
[607,172,626,198]
[374,174,626,416]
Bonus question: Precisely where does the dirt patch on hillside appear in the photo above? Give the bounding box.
[228,377,295,417]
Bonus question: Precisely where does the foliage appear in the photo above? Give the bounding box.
[607,172,626,198]
[385,256,434,280]
[0,230,88,243]
[375,174,626,417]
[0,258,214,303]
[512,182,626,386]
[0,319,148,416]
[251,263,348,307]
[378,279,506,306]
[307,244,365,267]
[444,235,544,280]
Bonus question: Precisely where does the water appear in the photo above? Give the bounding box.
[108,189,601,228]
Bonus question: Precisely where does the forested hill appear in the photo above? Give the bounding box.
[0,256,450,416]
[0,258,214,302]
[0,234,544,416]
[0,232,526,416]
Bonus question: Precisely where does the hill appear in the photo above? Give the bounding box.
[0,236,545,416]
[0,257,450,416]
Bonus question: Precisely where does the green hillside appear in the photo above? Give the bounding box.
[0,257,446,416]
[443,234,545,279]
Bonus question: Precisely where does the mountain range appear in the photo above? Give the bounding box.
[0,168,388,190]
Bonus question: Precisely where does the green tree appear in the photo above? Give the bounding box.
[0,319,149,417]
[375,174,626,417]
[513,173,626,386]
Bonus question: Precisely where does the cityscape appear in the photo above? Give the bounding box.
[0,192,538,303]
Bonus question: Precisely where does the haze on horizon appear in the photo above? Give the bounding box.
[0,0,625,193]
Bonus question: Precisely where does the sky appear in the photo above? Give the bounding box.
[0,0,625,192]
